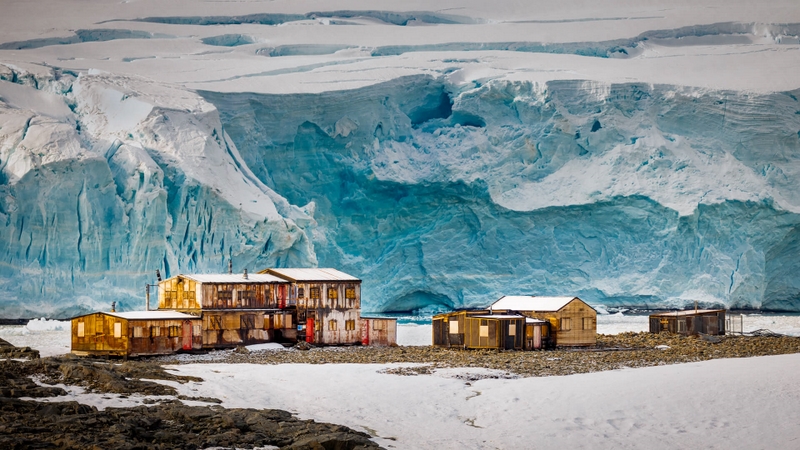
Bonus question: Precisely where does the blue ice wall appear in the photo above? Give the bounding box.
[201,76,800,312]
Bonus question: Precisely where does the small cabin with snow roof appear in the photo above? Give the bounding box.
[71,310,201,357]
[489,296,597,347]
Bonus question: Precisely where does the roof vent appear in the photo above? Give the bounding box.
[243,268,248,280]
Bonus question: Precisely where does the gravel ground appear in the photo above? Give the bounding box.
[155,332,800,378]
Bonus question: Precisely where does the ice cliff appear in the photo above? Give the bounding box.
[200,75,800,312]
[3,62,800,316]
[0,64,315,317]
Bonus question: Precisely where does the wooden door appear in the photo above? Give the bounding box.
[278,285,286,308]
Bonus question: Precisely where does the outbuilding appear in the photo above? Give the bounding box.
[432,311,532,350]
[71,310,201,357]
[649,309,726,336]
[489,296,597,347]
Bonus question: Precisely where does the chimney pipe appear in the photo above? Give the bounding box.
[145,284,150,311]
[156,269,162,282]
[243,268,248,280]
[229,259,233,275]
[111,301,116,313]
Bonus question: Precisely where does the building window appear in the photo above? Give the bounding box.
[168,325,181,337]
[479,325,489,338]
[345,286,356,300]
[560,318,571,331]
[297,287,305,298]
[150,326,161,338]
[329,320,338,331]
[345,320,356,331]
[677,319,687,333]
[508,323,516,336]
[133,326,144,338]
[77,322,85,337]
[193,325,201,336]
[310,287,320,300]
[583,317,594,330]
[449,319,459,334]
[373,320,386,331]
[328,287,338,300]
[217,285,233,307]
[315,320,321,331]
[239,289,256,307]
[114,322,122,338]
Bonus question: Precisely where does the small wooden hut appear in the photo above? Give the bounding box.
[432,311,530,350]
[490,296,597,347]
[360,317,398,346]
[649,309,726,335]
[71,311,201,357]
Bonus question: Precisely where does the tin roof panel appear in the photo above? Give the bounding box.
[650,309,725,317]
[490,296,580,312]
[182,273,287,284]
[265,268,360,282]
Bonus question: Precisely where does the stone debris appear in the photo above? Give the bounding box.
[156,332,800,378]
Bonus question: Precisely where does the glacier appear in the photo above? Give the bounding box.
[1,0,800,316]
[0,65,316,318]
[201,76,800,312]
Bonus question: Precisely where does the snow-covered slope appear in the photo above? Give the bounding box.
[1,0,800,315]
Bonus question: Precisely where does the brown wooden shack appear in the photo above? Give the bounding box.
[71,311,201,357]
[649,309,726,335]
[490,296,597,347]
[360,317,398,346]
[262,268,397,346]
[433,311,534,350]
[157,273,293,347]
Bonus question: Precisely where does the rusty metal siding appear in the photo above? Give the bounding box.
[199,283,275,309]
[72,313,201,357]
[158,277,201,310]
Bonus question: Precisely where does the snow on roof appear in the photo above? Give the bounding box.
[180,273,287,284]
[104,310,200,321]
[526,318,549,324]
[650,309,725,317]
[490,296,582,312]
[264,268,360,282]
[472,314,526,320]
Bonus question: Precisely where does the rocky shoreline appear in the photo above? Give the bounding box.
[0,338,380,450]
[3,332,800,449]
[158,332,800,378]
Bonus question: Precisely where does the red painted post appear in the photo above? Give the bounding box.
[361,319,370,346]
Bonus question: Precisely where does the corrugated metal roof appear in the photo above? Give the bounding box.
[180,273,287,284]
[263,268,360,282]
[650,309,725,317]
[490,296,581,312]
[105,310,200,320]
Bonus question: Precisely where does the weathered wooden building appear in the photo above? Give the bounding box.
[649,309,726,336]
[71,311,201,357]
[489,296,597,347]
[432,311,544,350]
[261,268,396,346]
[157,273,295,347]
[360,317,398,346]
